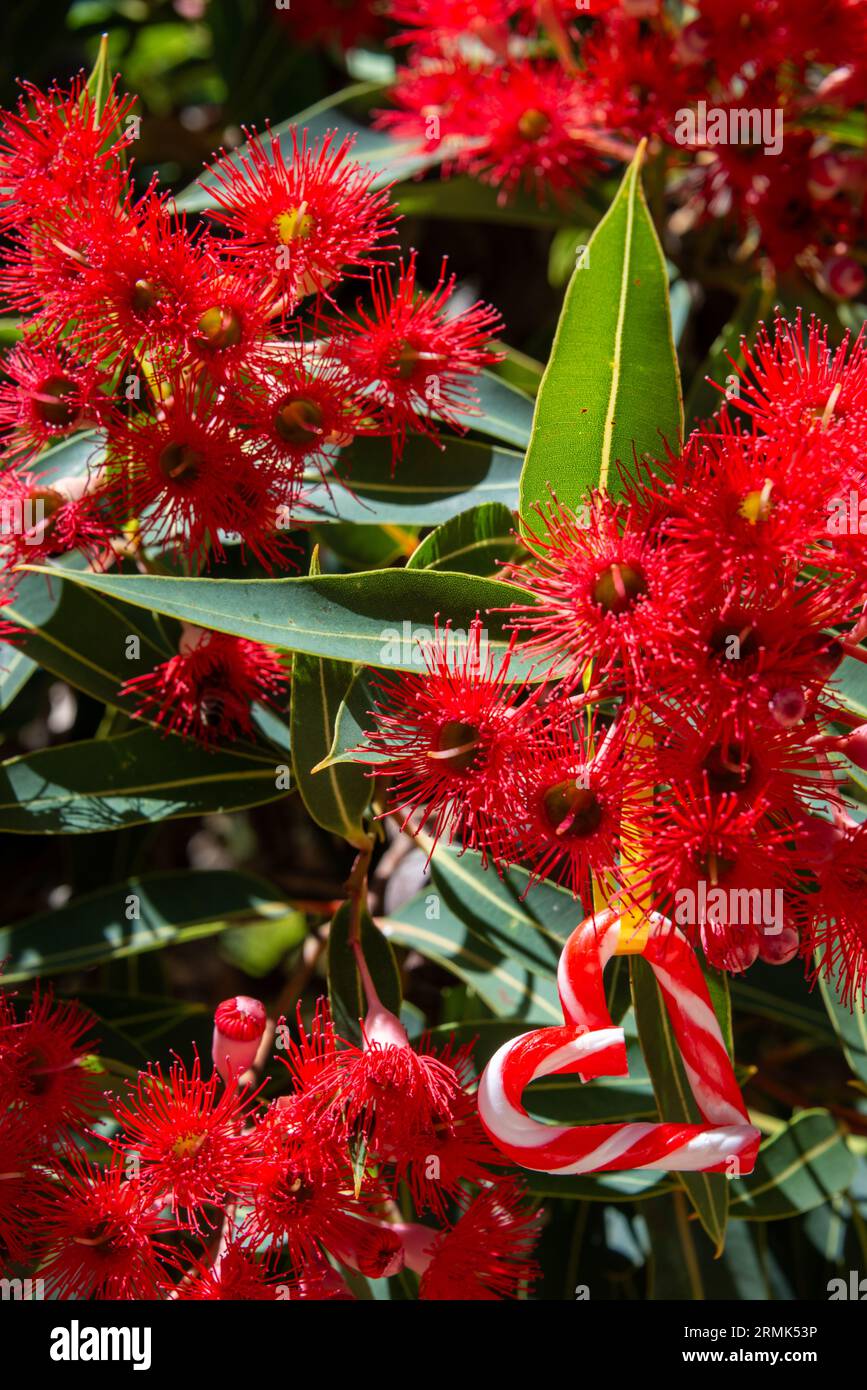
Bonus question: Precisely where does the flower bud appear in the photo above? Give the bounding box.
[363,999,410,1050]
[701,922,759,974]
[757,924,800,966]
[331,1218,405,1279]
[819,254,866,301]
[391,1221,437,1276]
[793,812,848,863]
[212,995,266,1082]
[807,151,850,201]
[179,622,210,657]
[769,687,806,728]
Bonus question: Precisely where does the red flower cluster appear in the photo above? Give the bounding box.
[359,314,867,1005]
[0,988,103,1277]
[119,625,289,745]
[0,71,502,740]
[376,0,867,289]
[0,73,502,593]
[0,981,539,1300]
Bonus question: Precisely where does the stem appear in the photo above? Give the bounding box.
[672,1190,704,1301]
[537,0,578,73]
[841,639,867,666]
[345,843,373,949]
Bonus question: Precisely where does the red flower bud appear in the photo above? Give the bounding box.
[212,995,266,1082]
[757,924,801,966]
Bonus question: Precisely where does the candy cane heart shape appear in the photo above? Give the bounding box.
[477,909,761,1176]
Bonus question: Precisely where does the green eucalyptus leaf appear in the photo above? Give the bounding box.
[524,1168,674,1202]
[818,957,867,1084]
[465,371,534,449]
[0,644,37,712]
[220,912,307,977]
[729,1111,856,1220]
[379,883,562,1025]
[406,502,519,577]
[630,955,729,1252]
[0,727,286,834]
[392,175,585,228]
[519,143,682,516]
[290,653,372,847]
[328,899,402,1045]
[836,652,867,721]
[2,566,172,714]
[0,869,294,981]
[307,436,523,524]
[27,565,541,679]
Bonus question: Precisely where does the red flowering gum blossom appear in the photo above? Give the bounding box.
[0,468,114,570]
[357,615,538,859]
[806,821,867,1009]
[395,1182,541,1301]
[34,1150,174,1301]
[108,1053,259,1218]
[379,55,604,205]
[0,986,100,1140]
[0,1117,55,1267]
[0,75,137,231]
[504,489,669,690]
[330,254,502,458]
[120,628,289,745]
[176,1241,290,1301]
[383,0,522,55]
[0,341,109,464]
[61,189,216,364]
[202,125,397,314]
[213,995,267,1083]
[732,312,867,452]
[495,703,648,902]
[227,338,366,481]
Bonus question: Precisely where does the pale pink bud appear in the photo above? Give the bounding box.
[179,622,210,656]
[769,687,806,728]
[352,936,410,1050]
[363,1000,410,1050]
[391,1221,437,1276]
[212,995,266,1082]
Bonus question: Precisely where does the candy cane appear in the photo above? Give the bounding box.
[478,909,761,1175]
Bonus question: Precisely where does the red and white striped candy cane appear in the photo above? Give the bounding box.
[478,909,761,1175]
